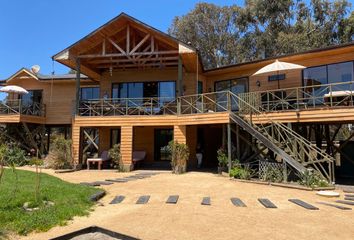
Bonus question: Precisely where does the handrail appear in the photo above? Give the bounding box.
[0,99,45,117]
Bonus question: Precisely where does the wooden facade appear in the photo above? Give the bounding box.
[2,13,354,174]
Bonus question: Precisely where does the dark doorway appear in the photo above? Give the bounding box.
[335,141,354,184]
[154,128,173,161]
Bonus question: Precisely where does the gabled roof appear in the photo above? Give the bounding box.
[1,68,89,83]
[52,12,200,79]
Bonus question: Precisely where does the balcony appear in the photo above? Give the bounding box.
[0,99,46,123]
[75,81,354,123]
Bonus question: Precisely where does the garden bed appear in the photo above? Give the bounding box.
[0,169,101,236]
[230,177,335,191]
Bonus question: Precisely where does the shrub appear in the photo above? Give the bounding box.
[261,166,284,183]
[217,147,228,168]
[45,137,72,169]
[229,164,254,180]
[109,144,123,171]
[168,141,189,174]
[297,169,329,188]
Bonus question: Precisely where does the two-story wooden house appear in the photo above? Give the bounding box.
[2,13,354,182]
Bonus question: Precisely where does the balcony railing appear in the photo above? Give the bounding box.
[0,99,46,117]
[239,81,354,112]
[77,81,354,117]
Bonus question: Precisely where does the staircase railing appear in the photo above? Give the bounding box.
[228,92,335,182]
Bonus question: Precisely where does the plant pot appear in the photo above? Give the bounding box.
[218,166,228,174]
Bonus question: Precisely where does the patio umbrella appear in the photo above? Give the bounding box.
[0,85,28,94]
[252,59,306,88]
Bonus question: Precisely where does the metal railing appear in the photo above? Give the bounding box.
[0,99,46,117]
[239,81,354,112]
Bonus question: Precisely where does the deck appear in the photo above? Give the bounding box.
[0,100,46,124]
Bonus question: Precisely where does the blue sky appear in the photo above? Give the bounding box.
[0,0,237,81]
[0,0,353,80]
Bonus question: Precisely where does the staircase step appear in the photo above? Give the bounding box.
[136,195,150,204]
[166,195,179,204]
[110,195,125,204]
[231,198,246,207]
[201,197,211,205]
[258,198,277,208]
[336,200,354,206]
[288,199,319,210]
[317,202,351,210]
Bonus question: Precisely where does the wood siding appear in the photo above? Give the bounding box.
[120,126,133,168]
[205,46,354,93]
[174,125,186,144]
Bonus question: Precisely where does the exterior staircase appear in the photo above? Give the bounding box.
[225,91,335,182]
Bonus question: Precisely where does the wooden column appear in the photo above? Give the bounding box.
[75,58,81,115]
[227,123,232,173]
[177,56,183,97]
[236,124,240,160]
[71,123,81,168]
[174,125,186,144]
[120,126,133,171]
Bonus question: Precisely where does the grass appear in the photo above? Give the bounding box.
[0,168,100,236]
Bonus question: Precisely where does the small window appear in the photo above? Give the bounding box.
[268,74,286,81]
[81,87,100,100]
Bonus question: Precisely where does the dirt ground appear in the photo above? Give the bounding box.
[17,167,354,240]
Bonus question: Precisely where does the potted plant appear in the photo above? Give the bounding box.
[109,144,123,171]
[168,141,190,174]
[217,147,228,174]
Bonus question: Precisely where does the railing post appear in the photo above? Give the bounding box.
[227,91,231,111]
[177,97,181,115]
[296,88,300,110]
[125,99,128,115]
[227,122,232,173]
[201,94,204,113]
[329,85,333,107]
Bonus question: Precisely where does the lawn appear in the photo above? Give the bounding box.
[0,168,100,236]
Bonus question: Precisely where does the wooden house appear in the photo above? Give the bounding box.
[2,13,354,182]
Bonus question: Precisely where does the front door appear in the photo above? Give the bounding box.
[154,128,173,161]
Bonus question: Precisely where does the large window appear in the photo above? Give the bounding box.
[215,77,248,94]
[81,87,99,100]
[303,61,354,104]
[112,81,175,101]
[328,61,353,90]
[215,78,248,111]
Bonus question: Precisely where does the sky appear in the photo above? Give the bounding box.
[0,0,237,81]
[0,0,353,80]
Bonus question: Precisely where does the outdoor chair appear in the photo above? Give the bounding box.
[87,150,111,170]
[132,151,146,169]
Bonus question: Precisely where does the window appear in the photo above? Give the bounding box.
[81,87,99,100]
[112,82,175,99]
[215,77,248,95]
[328,62,353,90]
[303,66,327,105]
[21,90,42,105]
[110,129,121,148]
[198,81,203,94]
[268,74,286,81]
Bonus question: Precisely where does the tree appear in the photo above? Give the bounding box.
[168,0,354,69]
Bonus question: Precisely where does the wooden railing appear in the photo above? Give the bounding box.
[77,81,354,117]
[0,100,46,117]
[239,81,354,112]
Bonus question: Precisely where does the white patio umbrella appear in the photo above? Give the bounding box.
[252,59,306,88]
[0,85,29,94]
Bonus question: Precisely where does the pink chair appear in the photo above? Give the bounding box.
[132,151,146,169]
[87,151,111,170]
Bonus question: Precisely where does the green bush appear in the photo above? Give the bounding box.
[217,147,228,167]
[297,169,330,188]
[229,164,254,180]
[45,137,72,169]
[261,166,284,183]
[168,141,190,174]
[109,144,123,171]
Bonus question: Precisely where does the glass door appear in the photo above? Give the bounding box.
[154,128,173,161]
